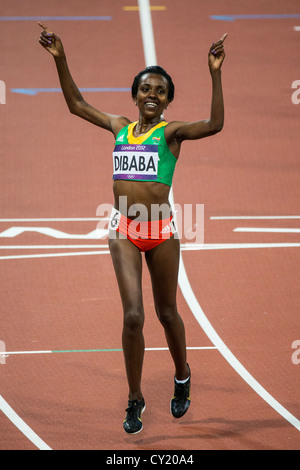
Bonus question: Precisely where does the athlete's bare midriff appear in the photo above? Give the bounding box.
[113,180,172,221]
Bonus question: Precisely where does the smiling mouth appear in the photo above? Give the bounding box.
[145,101,158,108]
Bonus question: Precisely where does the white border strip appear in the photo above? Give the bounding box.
[0,395,52,450]
[138,0,300,432]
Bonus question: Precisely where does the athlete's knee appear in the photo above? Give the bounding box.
[123,308,144,332]
[155,304,179,327]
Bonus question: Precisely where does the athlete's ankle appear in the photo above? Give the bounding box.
[129,392,143,402]
[175,363,190,382]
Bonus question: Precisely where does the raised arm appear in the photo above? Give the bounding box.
[166,33,228,150]
[38,22,129,137]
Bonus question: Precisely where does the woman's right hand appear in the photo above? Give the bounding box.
[38,22,65,58]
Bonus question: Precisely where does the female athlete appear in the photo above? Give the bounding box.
[38,22,227,434]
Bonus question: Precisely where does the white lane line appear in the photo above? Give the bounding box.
[4,350,52,355]
[138,0,300,432]
[1,243,300,260]
[3,346,217,355]
[0,395,52,450]
[181,243,300,250]
[0,218,109,222]
[0,245,109,249]
[294,26,300,31]
[3,216,299,222]
[234,227,300,233]
[0,227,108,239]
[0,250,110,260]
[4,243,300,251]
[138,0,157,65]
[211,216,300,220]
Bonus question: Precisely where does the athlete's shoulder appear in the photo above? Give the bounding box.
[112,116,133,139]
[164,120,188,143]
[165,120,189,133]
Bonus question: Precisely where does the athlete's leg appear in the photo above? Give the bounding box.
[145,237,189,381]
[109,236,145,401]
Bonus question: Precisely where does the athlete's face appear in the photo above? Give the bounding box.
[135,73,169,118]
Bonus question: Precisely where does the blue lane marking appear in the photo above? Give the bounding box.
[0,16,112,21]
[211,14,300,22]
[11,88,131,96]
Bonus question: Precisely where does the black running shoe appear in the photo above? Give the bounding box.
[123,398,146,434]
[171,365,191,418]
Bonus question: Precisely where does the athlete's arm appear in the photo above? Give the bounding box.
[166,34,228,149]
[38,22,129,136]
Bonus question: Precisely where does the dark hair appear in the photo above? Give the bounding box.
[131,65,175,102]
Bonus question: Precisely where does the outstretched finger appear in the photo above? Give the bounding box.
[212,34,228,47]
[38,21,50,32]
[220,33,228,43]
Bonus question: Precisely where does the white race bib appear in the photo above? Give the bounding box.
[113,144,159,181]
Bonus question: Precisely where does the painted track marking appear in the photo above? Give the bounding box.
[211,215,300,220]
[0,218,109,222]
[3,346,217,356]
[11,88,130,96]
[1,243,300,261]
[234,227,300,234]
[211,14,300,22]
[0,16,112,21]
[0,395,52,450]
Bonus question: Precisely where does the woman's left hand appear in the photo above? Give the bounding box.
[208,33,228,72]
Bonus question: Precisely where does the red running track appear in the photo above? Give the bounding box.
[0,0,299,450]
